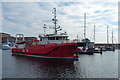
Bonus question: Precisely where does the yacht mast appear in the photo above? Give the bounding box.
[94,25,95,43]
[107,25,109,44]
[84,13,86,39]
[112,29,114,45]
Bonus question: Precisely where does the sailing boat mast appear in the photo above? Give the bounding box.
[94,25,95,43]
[84,13,86,39]
[112,29,114,45]
[107,25,109,44]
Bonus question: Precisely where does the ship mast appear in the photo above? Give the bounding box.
[94,25,95,43]
[112,29,114,45]
[52,8,61,34]
[43,24,47,36]
[84,13,86,39]
[107,25,109,44]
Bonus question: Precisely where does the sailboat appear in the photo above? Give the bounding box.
[77,13,95,54]
[103,26,115,51]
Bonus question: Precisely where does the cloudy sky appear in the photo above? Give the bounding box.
[1,0,119,43]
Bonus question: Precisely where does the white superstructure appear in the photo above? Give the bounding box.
[39,33,70,44]
[38,8,70,44]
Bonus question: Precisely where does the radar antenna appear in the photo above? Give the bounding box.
[52,8,62,34]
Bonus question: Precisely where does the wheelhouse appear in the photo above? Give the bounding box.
[39,33,70,44]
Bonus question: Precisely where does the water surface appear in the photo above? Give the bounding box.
[2,49,118,78]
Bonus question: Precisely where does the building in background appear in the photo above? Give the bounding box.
[0,33,37,44]
[0,33,16,44]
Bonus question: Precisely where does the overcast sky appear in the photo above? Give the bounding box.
[1,0,119,43]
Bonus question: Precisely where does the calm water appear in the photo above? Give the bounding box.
[1,49,118,78]
[0,50,2,79]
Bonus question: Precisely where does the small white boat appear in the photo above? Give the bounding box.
[2,44,11,50]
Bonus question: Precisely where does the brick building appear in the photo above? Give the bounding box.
[0,33,16,44]
[0,33,38,44]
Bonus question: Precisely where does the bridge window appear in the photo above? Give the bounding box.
[56,37,59,40]
[48,37,55,40]
[53,37,55,40]
[63,37,68,40]
[40,38,42,41]
[48,37,68,40]
[48,37,51,40]
[56,37,62,40]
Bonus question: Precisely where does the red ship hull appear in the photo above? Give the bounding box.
[12,43,79,60]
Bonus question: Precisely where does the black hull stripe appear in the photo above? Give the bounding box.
[13,53,78,61]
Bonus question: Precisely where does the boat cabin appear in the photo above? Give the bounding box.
[39,33,70,44]
[78,38,94,49]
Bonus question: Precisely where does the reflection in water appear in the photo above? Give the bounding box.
[0,50,2,79]
[2,50,76,78]
[119,50,120,78]
[17,57,76,78]
[2,50,118,78]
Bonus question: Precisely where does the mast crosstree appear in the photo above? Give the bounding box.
[52,8,62,34]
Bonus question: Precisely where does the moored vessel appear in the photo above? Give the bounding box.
[2,44,11,50]
[11,8,79,61]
